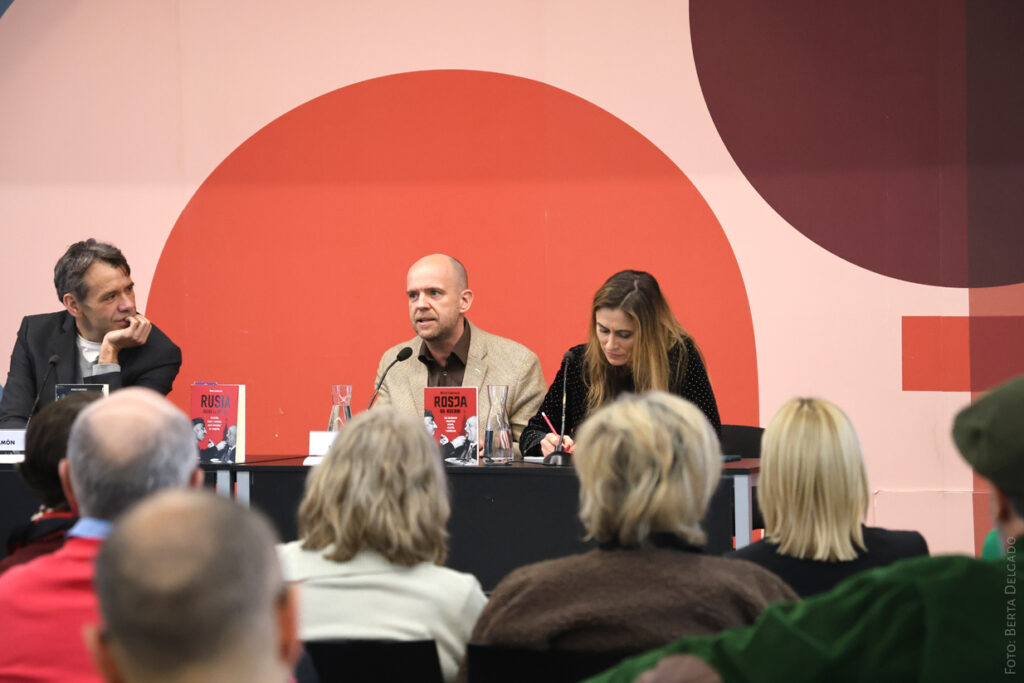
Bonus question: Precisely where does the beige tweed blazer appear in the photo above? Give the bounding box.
[371,321,546,453]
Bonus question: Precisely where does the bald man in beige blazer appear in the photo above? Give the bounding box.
[372,254,545,455]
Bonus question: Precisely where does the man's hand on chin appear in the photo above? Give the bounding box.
[99,314,153,364]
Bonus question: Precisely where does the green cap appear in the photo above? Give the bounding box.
[953,374,1024,496]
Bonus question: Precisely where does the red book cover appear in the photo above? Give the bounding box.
[423,387,477,463]
[190,384,246,464]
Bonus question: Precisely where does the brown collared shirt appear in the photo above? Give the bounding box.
[418,323,472,387]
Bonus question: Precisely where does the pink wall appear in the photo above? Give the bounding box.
[0,1,989,553]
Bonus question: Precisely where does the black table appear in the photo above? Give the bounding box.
[228,459,754,591]
[1,459,757,592]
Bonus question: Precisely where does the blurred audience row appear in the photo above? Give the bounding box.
[1,371,1017,682]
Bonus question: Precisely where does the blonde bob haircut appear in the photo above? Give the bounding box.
[760,397,869,562]
[298,407,449,566]
[574,391,721,547]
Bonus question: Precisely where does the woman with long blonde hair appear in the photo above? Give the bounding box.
[728,397,928,597]
[520,270,720,458]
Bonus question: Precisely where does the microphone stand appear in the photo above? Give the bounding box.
[544,352,572,467]
[367,347,413,411]
[26,354,60,427]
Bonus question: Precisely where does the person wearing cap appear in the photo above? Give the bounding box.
[586,379,1024,683]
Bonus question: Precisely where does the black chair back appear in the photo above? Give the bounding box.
[719,424,764,459]
[465,643,638,683]
[301,639,444,683]
[720,424,765,532]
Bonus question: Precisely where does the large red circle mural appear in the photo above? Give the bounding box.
[148,70,757,458]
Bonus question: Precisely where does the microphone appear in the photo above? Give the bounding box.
[367,347,413,411]
[28,354,61,424]
[544,350,574,467]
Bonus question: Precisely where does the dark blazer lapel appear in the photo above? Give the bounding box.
[55,313,80,384]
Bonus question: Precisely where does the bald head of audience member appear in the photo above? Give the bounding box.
[88,490,299,683]
[59,387,202,520]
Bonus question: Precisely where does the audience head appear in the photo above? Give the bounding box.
[574,391,721,547]
[299,407,450,566]
[17,392,101,509]
[759,397,869,562]
[89,490,298,683]
[954,374,1024,545]
[585,270,689,411]
[62,388,201,521]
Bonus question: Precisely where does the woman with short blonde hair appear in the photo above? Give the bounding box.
[576,391,721,548]
[279,408,486,682]
[470,392,795,654]
[730,397,928,597]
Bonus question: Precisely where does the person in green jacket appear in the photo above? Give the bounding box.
[588,374,1024,683]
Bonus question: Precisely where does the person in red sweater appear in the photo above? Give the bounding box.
[0,387,204,682]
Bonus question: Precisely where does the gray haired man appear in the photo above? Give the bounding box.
[0,387,203,681]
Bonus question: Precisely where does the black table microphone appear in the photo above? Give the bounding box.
[27,354,60,425]
[544,350,573,467]
[366,347,413,410]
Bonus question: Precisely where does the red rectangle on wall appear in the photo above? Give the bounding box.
[902,316,971,391]
[968,316,1024,392]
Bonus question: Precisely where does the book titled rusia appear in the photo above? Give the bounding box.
[190,383,246,464]
[424,387,477,464]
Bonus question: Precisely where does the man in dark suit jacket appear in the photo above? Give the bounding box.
[0,239,181,428]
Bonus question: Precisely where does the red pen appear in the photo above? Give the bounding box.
[541,412,558,434]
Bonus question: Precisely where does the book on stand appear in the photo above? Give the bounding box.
[424,386,477,465]
[190,383,246,464]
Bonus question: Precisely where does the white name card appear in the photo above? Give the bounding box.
[308,431,339,457]
[0,429,27,462]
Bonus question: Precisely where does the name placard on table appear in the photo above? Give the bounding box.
[304,430,340,466]
[0,429,27,463]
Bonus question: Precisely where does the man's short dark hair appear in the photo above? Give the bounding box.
[16,393,101,508]
[192,417,206,427]
[53,239,130,303]
[424,409,435,420]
